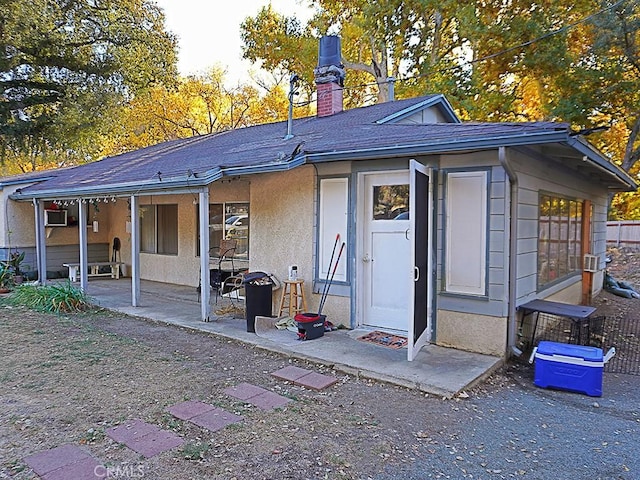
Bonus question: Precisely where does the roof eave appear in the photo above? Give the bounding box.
[566,137,638,191]
[9,156,307,201]
[307,130,570,162]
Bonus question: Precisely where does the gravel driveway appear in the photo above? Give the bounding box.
[379,364,638,479]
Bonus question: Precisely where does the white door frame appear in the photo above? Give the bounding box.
[356,169,410,330]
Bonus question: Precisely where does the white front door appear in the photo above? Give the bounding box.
[360,171,412,331]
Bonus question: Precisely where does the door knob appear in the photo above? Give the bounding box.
[363,253,371,263]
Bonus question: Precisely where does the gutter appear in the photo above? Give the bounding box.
[307,130,571,162]
[499,147,520,357]
[9,155,307,201]
[566,137,638,190]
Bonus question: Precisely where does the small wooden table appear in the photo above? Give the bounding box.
[518,299,597,347]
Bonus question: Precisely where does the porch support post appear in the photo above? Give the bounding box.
[199,189,210,321]
[77,199,88,292]
[33,199,47,285]
[130,195,141,307]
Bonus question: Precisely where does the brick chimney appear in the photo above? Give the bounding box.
[314,36,345,118]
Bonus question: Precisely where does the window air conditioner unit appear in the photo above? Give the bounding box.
[44,209,68,227]
[583,254,599,273]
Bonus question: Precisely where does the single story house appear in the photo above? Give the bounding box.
[1,38,636,361]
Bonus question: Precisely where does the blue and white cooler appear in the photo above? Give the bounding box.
[529,341,616,397]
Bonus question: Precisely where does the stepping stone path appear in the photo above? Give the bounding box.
[24,444,104,480]
[167,400,243,432]
[271,365,339,390]
[24,367,338,478]
[106,419,183,458]
[224,382,292,410]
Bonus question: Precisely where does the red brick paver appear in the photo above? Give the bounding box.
[223,382,269,401]
[188,407,243,432]
[167,401,243,432]
[249,391,292,410]
[42,456,104,480]
[224,382,291,410]
[270,365,313,382]
[166,400,216,420]
[106,419,183,458]
[24,444,104,480]
[271,367,339,391]
[294,371,339,391]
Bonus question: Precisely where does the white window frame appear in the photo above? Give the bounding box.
[445,170,488,296]
[318,177,348,283]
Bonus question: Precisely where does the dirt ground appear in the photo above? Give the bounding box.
[1,305,495,480]
[590,248,640,335]
[0,249,638,480]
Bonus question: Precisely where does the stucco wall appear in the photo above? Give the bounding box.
[1,184,34,247]
[546,281,583,304]
[250,166,315,311]
[436,310,507,356]
[118,179,252,286]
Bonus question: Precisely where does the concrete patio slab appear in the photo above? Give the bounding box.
[88,279,503,398]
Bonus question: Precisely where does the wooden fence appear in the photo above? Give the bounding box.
[607,221,640,249]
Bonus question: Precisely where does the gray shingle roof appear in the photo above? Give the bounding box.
[4,95,635,197]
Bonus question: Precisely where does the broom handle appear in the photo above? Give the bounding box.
[319,233,340,311]
[319,241,345,315]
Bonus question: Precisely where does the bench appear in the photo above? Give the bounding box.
[63,262,124,282]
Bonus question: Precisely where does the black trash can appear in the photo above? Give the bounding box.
[243,272,273,333]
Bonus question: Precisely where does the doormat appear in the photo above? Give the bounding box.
[358,331,407,349]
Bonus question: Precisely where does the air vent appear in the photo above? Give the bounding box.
[583,254,599,273]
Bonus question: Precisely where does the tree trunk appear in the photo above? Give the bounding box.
[622,115,640,173]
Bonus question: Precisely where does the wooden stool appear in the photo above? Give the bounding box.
[278,279,308,317]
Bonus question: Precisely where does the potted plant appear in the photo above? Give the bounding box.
[0,265,13,293]
[2,251,26,285]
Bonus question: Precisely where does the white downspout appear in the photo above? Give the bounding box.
[499,147,519,356]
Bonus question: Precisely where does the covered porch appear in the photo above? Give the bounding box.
[85,277,502,398]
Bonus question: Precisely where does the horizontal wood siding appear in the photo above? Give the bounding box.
[511,147,610,302]
[1,243,109,278]
[437,163,508,317]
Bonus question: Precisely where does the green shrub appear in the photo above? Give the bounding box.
[4,282,93,313]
